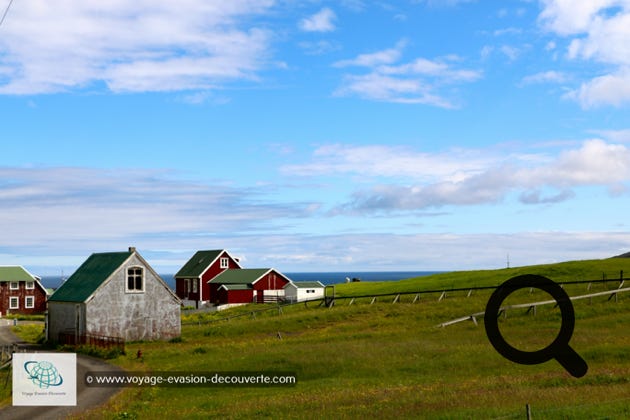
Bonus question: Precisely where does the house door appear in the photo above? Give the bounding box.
[257,290,264,303]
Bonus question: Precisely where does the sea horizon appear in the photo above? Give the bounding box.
[39,270,445,290]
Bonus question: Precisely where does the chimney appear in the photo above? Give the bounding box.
[129,247,136,253]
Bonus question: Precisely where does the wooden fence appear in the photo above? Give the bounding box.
[58,331,125,353]
[438,283,630,328]
[183,274,628,326]
[0,343,19,369]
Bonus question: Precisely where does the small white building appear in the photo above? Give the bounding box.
[283,281,325,303]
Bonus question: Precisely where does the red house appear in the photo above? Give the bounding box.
[213,268,292,304]
[0,266,48,316]
[174,250,242,307]
[175,250,294,307]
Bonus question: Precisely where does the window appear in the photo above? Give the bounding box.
[185,279,190,294]
[9,297,19,309]
[25,296,35,309]
[9,282,18,290]
[192,279,198,293]
[127,267,144,292]
[220,257,229,269]
[26,281,35,289]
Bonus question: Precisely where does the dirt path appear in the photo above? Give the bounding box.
[0,320,124,420]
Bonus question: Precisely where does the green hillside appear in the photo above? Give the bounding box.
[334,257,630,296]
[4,258,630,418]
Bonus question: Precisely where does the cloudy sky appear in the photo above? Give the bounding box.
[2,0,630,275]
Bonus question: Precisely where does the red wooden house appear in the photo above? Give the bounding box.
[175,250,294,307]
[213,268,292,304]
[0,266,48,316]
[174,250,242,307]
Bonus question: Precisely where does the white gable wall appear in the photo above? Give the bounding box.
[85,253,181,341]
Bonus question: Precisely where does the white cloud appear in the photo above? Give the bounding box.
[222,231,630,272]
[0,166,315,248]
[333,42,405,68]
[284,139,630,212]
[282,144,493,181]
[539,0,630,107]
[0,1,276,94]
[333,41,482,107]
[500,45,521,61]
[299,8,337,32]
[521,70,569,85]
[563,70,630,108]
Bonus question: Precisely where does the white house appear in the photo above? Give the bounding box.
[283,281,325,303]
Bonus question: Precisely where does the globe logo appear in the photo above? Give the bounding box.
[24,360,64,389]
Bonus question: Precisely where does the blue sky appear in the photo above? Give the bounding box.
[2,0,630,275]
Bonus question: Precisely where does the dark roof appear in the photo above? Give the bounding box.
[209,268,270,285]
[175,250,225,278]
[290,281,325,289]
[0,266,38,282]
[48,252,132,302]
[218,284,253,291]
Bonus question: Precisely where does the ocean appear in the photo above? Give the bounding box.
[39,271,442,290]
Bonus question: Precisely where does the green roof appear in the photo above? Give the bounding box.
[175,250,224,278]
[49,252,132,302]
[0,266,37,282]
[210,268,270,285]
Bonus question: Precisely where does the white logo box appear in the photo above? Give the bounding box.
[13,353,77,406]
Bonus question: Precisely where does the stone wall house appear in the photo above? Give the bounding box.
[47,247,180,343]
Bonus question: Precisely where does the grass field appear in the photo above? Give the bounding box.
[4,258,630,418]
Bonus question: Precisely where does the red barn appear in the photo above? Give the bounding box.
[174,250,242,307]
[211,268,291,304]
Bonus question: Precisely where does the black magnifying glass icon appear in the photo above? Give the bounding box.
[484,274,588,378]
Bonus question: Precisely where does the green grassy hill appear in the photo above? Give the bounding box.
[334,257,630,296]
[5,258,630,419]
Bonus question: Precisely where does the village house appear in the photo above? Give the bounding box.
[47,247,180,343]
[174,249,242,307]
[0,266,48,316]
[283,281,326,303]
[175,250,298,306]
[212,268,292,304]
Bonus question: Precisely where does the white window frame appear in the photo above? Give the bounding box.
[25,296,35,309]
[126,266,144,293]
[220,257,229,269]
[9,296,19,309]
[26,281,35,289]
[185,279,190,294]
[192,278,198,293]
[9,282,19,290]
